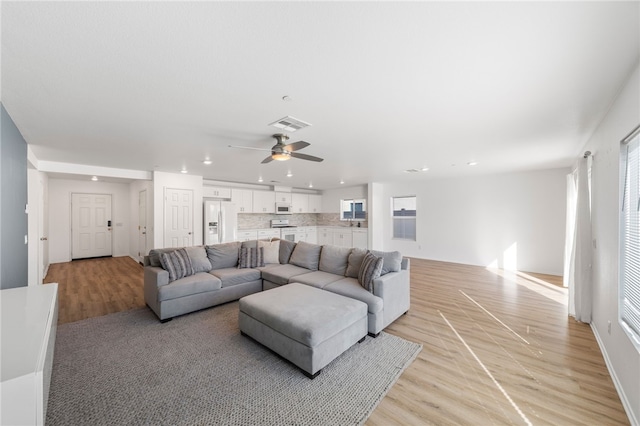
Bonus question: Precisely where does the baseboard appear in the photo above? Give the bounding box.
[591,323,638,426]
[129,255,141,265]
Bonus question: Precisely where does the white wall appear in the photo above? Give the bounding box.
[582,62,639,425]
[48,178,130,263]
[375,168,568,275]
[152,171,203,249]
[322,184,367,213]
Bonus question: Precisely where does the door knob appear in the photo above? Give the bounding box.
[188,232,192,235]
[40,237,48,241]
[142,232,146,235]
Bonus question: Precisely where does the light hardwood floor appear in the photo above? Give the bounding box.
[45,256,629,425]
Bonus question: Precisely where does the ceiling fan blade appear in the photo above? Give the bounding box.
[290,152,324,162]
[261,155,275,164]
[283,141,310,152]
[228,144,271,151]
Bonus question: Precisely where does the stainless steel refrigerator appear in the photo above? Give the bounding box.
[204,200,238,245]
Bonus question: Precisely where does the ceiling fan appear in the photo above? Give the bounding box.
[229,134,324,164]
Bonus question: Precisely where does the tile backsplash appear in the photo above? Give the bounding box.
[238,213,367,230]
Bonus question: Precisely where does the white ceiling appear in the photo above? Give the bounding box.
[2,2,639,190]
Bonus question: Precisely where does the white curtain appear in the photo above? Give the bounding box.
[565,159,592,322]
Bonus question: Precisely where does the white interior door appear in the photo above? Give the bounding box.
[164,188,193,248]
[71,193,113,259]
[39,176,49,282]
[138,189,147,262]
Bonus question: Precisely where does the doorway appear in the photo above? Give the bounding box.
[71,193,113,259]
[164,188,193,248]
[138,189,147,262]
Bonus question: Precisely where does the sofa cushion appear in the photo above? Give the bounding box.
[358,252,384,292]
[291,271,344,289]
[319,245,351,276]
[279,239,297,264]
[289,241,322,271]
[238,247,264,269]
[210,267,261,288]
[258,240,280,264]
[369,250,402,275]
[185,246,212,273]
[345,248,367,278]
[157,272,222,301]
[206,242,241,269]
[324,278,384,314]
[159,248,194,282]
[148,247,178,267]
[260,264,311,286]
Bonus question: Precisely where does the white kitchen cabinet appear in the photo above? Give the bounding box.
[253,191,276,213]
[231,189,253,213]
[297,226,317,244]
[203,186,231,199]
[352,229,368,249]
[317,227,333,245]
[257,229,281,240]
[237,230,258,241]
[333,229,353,248]
[308,194,323,213]
[1,283,58,426]
[274,192,292,204]
[292,193,309,213]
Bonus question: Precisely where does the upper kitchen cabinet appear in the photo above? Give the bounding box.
[203,186,231,199]
[291,193,309,213]
[275,192,292,204]
[231,189,253,213]
[308,194,322,213]
[253,190,276,213]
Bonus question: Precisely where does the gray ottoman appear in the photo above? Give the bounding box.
[239,283,368,379]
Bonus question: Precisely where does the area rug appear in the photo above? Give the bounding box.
[47,302,422,425]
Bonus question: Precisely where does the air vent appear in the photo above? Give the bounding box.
[404,169,421,173]
[269,116,311,132]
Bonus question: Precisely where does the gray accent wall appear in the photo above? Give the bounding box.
[1,104,28,289]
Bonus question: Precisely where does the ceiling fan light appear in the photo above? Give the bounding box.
[272,152,290,161]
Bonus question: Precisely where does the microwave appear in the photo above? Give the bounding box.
[275,203,293,214]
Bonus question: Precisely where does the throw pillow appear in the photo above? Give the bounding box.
[148,248,176,267]
[345,248,368,278]
[289,241,322,271]
[185,246,212,273]
[206,241,241,269]
[279,239,297,264]
[258,240,280,264]
[238,247,265,269]
[369,250,402,275]
[159,248,195,282]
[358,252,383,293]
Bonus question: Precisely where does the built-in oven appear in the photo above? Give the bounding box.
[271,219,297,242]
[279,228,298,242]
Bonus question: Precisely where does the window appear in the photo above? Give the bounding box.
[392,196,416,240]
[620,124,640,349]
[340,199,367,221]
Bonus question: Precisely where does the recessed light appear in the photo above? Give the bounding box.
[180,169,188,174]
[308,183,313,188]
[258,177,263,183]
[467,161,478,166]
[91,176,98,181]
[340,180,345,185]
[421,167,429,172]
[286,171,293,178]
[282,95,292,102]
[203,159,212,165]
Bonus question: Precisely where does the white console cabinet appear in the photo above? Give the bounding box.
[1,283,58,426]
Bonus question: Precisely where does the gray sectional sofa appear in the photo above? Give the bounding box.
[143,239,410,336]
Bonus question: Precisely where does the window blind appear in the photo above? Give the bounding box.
[392,196,416,240]
[621,129,640,344]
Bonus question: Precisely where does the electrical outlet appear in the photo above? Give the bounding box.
[593,239,597,249]
[607,320,611,334]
